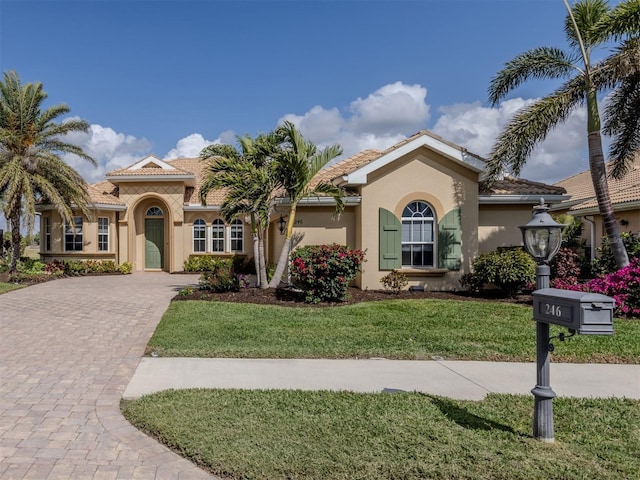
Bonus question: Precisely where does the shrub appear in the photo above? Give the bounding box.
[550,247,582,287]
[18,258,45,274]
[198,258,238,292]
[184,255,217,272]
[592,232,640,275]
[119,261,133,274]
[380,270,408,294]
[289,244,366,303]
[466,248,536,298]
[576,258,640,317]
[43,260,65,275]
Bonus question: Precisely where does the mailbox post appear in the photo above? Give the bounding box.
[520,199,565,443]
[520,200,615,443]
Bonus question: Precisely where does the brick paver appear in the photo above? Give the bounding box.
[0,273,214,479]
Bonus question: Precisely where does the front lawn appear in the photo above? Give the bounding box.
[0,282,22,294]
[122,390,640,480]
[148,299,640,363]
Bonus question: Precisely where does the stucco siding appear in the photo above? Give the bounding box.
[478,205,534,253]
[357,148,479,290]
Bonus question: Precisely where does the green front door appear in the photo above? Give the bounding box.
[145,218,164,269]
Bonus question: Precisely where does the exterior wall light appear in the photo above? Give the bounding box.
[277,215,287,236]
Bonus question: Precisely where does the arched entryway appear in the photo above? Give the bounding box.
[144,206,164,269]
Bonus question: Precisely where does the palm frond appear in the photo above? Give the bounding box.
[591,0,640,42]
[488,47,578,105]
[564,0,610,49]
[485,79,586,183]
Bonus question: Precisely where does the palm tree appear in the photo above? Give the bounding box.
[200,133,281,288]
[268,121,345,288]
[486,0,640,269]
[593,1,640,178]
[0,71,95,272]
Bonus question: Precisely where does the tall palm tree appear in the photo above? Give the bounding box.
[0,71,95,272]
[486,0,640,269]
[200,133,281,288]
[593,1,640,178]
[268,121,345,288]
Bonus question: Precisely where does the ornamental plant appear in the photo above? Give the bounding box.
[289,244,366,303]
[380,269,408,295]
[464,248,536,298]
[577,257,640,317]
[550,247,582,288]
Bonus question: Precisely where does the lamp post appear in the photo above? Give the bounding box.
[519,198,565,442]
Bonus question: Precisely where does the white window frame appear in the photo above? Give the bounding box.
[64,216,83,252]
[193,218,206,253]
[230,219,243,253]
[98,217,109,252]
[211,219,225,252]
[401,201,435,268]
[44,217,51,252]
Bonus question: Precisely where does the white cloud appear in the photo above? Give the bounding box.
[432,99,589,184]
[280,81,430,160]
[63,121,153,183]
[349,82,430,136]
[164,133,221,160]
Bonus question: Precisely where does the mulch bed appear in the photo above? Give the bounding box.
[174,285,533,307]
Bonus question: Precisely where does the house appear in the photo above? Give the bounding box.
[552,154,640,260]
[37,130,567,290]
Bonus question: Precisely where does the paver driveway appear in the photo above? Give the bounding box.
[0,273,215,479]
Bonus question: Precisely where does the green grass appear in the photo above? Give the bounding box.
[122,390,640,480]
[148,299,640,363]
[0,282,21,294]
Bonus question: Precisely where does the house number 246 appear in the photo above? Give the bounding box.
[545,304,563,317]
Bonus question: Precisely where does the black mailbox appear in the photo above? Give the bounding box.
[532,288,614,335]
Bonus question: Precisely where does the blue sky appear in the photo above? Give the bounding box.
[0,0,623,186]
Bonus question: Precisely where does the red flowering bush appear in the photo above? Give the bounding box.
[550,247,582,288]
[289,244,366,303]
[560,257,640,317]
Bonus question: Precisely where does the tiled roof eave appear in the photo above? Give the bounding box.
[478,194,571,205]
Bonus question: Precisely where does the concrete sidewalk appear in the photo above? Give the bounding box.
[124,358,640,401]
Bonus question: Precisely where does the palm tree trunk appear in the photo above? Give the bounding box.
[251,232,260,287]
[588,131,629,269]
[257,232,269,289]
[9,206,21,273]
[268,205,296,288]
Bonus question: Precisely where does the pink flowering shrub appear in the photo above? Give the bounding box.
[290,244,366,303]
[560,257,640,317]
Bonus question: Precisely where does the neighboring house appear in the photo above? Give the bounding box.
[552,154,640,260]
[37,130,567,290]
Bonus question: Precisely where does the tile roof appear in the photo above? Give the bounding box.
[88,133,563,209]
[554,154,640,212]
[87,181,125,206]
[311,149,382,186]
[168,157,228,205]
[106,164,194,177]
[481,177,566,196]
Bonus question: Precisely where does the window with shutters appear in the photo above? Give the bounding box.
[401,201,435,268]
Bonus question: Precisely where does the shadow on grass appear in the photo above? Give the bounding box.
[425,394,524,436]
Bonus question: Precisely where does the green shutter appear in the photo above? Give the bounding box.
[438,208,461,270]
[379,208,401,270]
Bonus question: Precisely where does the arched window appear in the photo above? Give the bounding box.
[402,201,435,267]
[146,206,163,216]
[230,219,243,252]
[193,219,206,252]
[211,219,225,252]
